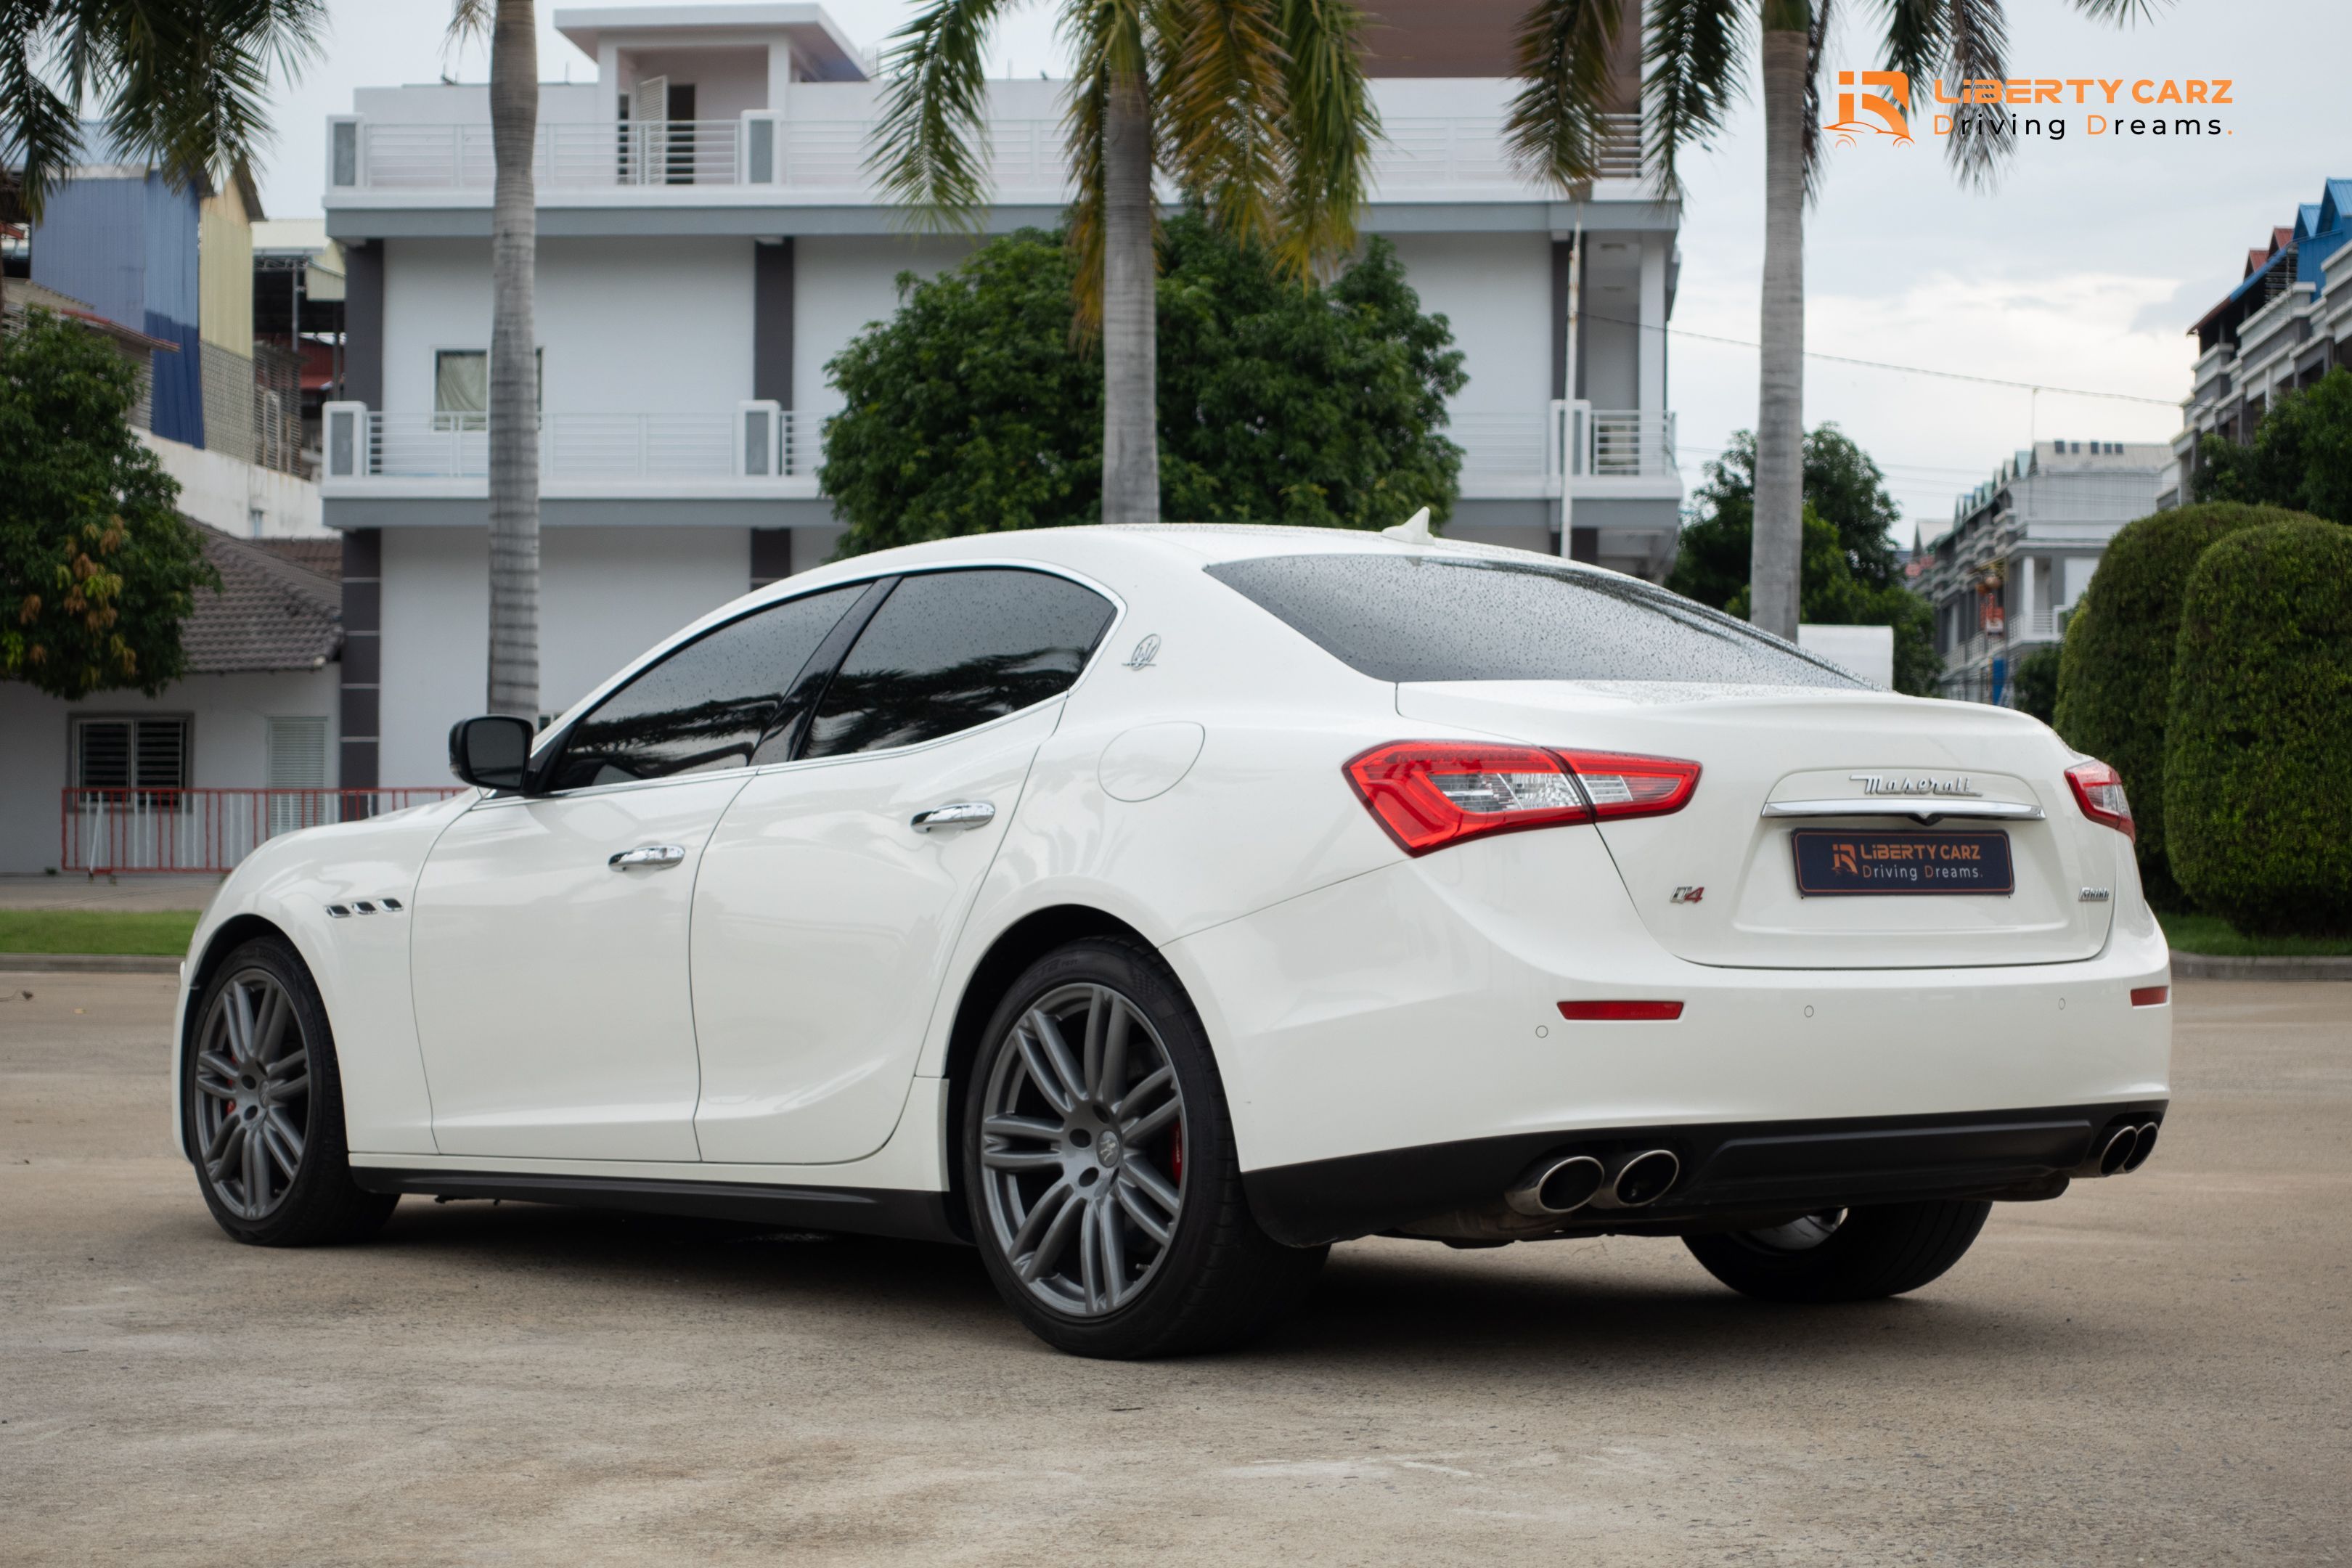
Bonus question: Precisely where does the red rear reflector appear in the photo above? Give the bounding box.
[1345,742,1700,857]
[2067,759,2136,841]
[2130,986,2168,1007]
[1557,1000,1685,1021]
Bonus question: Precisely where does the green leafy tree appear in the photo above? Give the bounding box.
[820,215,1465,552]
[1671,425,1936,693]
[2009,642,2062,725]
[871,0,1378,526]
[1719,505,1937,693]
[1,310,215,697]
[2194,366,2352,526]
[2164,520,2352,936]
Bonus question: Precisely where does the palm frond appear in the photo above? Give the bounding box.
[1502,0,1623,191]
[867,0,1018,231]
[1270,0,1375,279]
[1801,0,1832,202]
[0,1,82,221]
[1062,0,1154,335]
[68,0,325,192]
[1872,0,1947,87]
[2067,0,2167,19]
[1153,0,1286,255]
[1940,0,2009,188]
[446,0,494,51]
[1642,0,1745,195]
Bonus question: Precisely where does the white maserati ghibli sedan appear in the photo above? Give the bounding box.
[176,523,2171,1357]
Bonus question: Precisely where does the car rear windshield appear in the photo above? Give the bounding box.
[1205,552,1863,687]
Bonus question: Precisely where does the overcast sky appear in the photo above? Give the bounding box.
[254,0,2351,542]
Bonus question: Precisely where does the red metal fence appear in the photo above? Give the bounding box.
[61,788,467,875]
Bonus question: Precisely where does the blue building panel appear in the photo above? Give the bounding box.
[28,137,205,446]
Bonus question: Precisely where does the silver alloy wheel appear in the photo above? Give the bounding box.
[1739,1209,1848,1253]
[979,982,1188,1317]
[192,967,311,1220]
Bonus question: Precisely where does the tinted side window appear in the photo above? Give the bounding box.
[548,585,862,791]
[1206,554,1861,688]
[803,569,1116,759]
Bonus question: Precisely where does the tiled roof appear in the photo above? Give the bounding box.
[244,537,343,581]
[182,523,342,675]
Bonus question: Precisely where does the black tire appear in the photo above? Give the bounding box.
[184,936,398,1247]
[1683,1200,1991,1304]
[963,937,1326,1358]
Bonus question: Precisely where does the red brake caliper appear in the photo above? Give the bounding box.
[1168,1120,1183,1185]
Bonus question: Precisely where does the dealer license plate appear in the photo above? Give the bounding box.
[1790,829,2015,897]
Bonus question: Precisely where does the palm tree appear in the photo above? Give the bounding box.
[449,0,539,720]
[1506,0,2158,640]
[870,0,1380,524]
[0,0,324,316]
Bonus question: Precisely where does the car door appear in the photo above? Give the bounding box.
[691,567,1119,1165]
[409,584,866,1161]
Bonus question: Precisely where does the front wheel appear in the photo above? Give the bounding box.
[963,938,1326,1358]
[185,936,398,1247]
[1683,1200,1991,1304]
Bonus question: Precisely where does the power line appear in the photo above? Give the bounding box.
[1585,311,2181,407]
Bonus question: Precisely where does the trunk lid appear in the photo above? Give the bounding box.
[1397,681,2121,969]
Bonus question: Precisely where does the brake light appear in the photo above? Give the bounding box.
[1344,742,1700,857]
[2066,759,2135,840]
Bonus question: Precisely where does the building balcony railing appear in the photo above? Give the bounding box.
[324,400,1675,502]
[320,402,820,495]
[328,111,1649,200]
[62,788,466,875]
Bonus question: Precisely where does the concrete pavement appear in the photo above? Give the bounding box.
[1,973,2345,1565]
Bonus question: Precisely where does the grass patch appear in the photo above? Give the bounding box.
[0,910,201,956]
[2158,912,2352,958]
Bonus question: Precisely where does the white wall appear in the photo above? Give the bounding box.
[351,83,601,125]
[792,235,973,419]
[376,526,755,785]
[0,667,341,873]
[621,48,770,121]
[1383,232,1551,416]
[140,431,326,537]
[380,236,756,415]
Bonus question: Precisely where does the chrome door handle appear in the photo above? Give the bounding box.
[608,844,686,868]
[910,801,995,833]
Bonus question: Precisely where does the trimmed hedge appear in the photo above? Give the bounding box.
[2164,520,2352,936]
[2052,501,2320,905]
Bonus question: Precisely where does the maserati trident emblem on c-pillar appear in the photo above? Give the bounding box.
[1124,634,1161,670]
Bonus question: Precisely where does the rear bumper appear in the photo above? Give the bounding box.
[1166,828,2173,1177]
[1242,1101,2168,1247]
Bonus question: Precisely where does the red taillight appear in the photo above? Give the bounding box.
[2067,759,2135,841]
[2130,985,2168,1008]
[1557,1000,1685,1021]
[1344,742,1700,857]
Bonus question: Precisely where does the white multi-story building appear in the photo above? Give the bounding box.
[315,1,1684,792]
[2157,176,2352,509]
[1914,440,2169,706]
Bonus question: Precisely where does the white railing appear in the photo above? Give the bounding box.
[323,404,820,483]
[1450,404,1675,487]
[62,788,464,874]
[335,112,1646,197]
[357,118,748,190]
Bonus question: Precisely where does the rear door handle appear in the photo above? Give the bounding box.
[608,844,686,868]
[910,801,995,833]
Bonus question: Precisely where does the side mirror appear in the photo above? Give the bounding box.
[448,715,535,791]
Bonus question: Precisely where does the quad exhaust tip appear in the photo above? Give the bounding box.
[2123,1121,2159,1172]
[1508,1148,1681,1217]
[2096,1124,2139,1177]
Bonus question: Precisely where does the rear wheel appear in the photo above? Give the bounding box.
[186,937,397,1247]
[963,938,1326,1358]
[1683,1200,1990,1303]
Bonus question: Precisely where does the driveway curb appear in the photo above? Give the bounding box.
[0,952,181,975]
[2173,952,2352,981]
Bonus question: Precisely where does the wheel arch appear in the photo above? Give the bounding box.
[938,904,1160,1241]
[176,914,306,1163]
